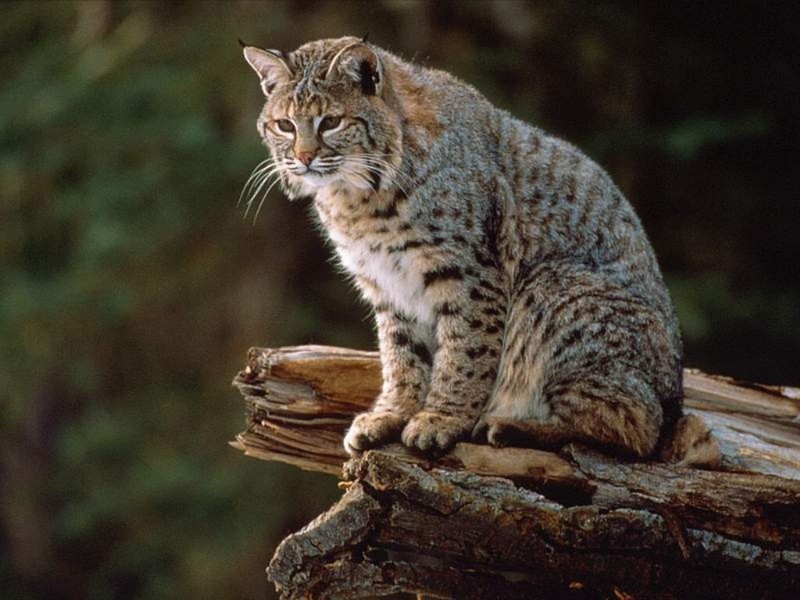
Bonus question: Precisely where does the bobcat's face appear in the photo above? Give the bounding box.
[244,37,403,198]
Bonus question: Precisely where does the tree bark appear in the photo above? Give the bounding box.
[230,345,800,599]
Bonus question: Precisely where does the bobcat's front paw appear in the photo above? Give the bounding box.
[401,412,473,455]
[343,412,406,456]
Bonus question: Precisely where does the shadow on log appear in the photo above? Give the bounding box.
[230,345,800,599]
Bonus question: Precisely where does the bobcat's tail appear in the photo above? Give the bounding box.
[660,413,722,468]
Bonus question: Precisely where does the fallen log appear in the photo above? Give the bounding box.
[230,345,800,599]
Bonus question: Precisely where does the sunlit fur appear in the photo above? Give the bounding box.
[243,37,683,459]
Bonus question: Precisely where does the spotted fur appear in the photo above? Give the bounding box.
[243,37,683,458]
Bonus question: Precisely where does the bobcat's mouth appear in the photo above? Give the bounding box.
[289,157,341,182]
[288,155,380,192]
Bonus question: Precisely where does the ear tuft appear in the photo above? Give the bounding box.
[242,46,293,97]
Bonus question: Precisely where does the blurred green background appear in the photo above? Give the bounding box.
[1,1,798,598]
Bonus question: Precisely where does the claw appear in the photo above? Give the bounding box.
[471,418,488,442]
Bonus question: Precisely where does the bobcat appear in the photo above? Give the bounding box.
[242,36,683,459]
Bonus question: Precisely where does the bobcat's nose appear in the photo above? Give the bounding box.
[296,150,317,166]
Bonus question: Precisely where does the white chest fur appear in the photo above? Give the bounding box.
[336,239,434,325]
[316,188,434,326]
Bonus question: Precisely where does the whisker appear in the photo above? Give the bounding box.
[358,153,411,175]
[316,156,343,165]
[237,158,275,207]
[343,156,412,198]
[252,177,284,225]
[337,164,375,192]
[241,161,281,207]
[244,163,284,220]
[345,154,415,189]
[246,163,283,203]
[246,168,283,221]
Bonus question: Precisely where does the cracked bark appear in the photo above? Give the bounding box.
[231,345,800,599]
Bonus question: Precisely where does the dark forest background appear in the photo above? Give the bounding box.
[2,1,798,598]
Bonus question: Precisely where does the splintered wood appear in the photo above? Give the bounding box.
[230,345,800,599]
[232,345,800,481]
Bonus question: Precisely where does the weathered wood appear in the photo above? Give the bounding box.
[268,451,799,599]
[231,345,800,599]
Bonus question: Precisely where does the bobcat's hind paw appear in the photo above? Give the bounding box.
[343,412,406,457]
[401,412,474,455]
[475,416,571,450]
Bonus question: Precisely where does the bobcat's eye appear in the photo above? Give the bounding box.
[276,119,295,133]
[319,115,342,132]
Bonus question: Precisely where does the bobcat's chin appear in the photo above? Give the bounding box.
[283,172,334,198]
[287,168,373,196]
[297,171,336,188]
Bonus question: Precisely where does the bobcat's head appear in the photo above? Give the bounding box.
[243,37,403,200]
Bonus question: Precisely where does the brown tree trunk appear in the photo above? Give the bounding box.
[231,345,800,599]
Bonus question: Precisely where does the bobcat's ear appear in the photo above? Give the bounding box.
[242,46,293,97]
[326,42,383,96]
